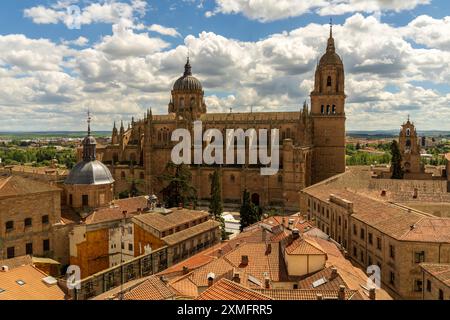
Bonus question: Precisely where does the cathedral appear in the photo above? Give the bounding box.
[92,25,346,211]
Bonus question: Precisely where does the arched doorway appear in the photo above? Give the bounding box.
[251,193,260,207]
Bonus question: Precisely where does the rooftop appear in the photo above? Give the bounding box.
[0,175,61,199]
[84,196,149,225]
[0,265,66,300]
[122,276,176,300]
[196,279,272,301]
[420,263,450,288]
[133,208,209,232]
[162,220,221,246]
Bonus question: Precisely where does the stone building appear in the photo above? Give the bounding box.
[300,181,450,300]
[420,263,449,300]
[0,175,69,264]
[92,26,347,211]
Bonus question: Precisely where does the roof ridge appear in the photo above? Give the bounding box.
[0,175,12,190]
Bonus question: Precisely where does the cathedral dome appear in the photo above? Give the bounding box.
[319,24,343,67]
[65,160,114,185]
[173,58,203,91]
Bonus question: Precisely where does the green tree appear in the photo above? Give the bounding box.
[159,162,198,208]
[209,169,226,239]
[239,190,259,231]
[390,140,404,179]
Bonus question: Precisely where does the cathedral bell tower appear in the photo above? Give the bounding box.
[310,20,346,183]
[399,117,421,174]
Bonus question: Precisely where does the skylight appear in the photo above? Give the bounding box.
[312,277,328,288]
[0,288,5,293]
[16,280,26,286]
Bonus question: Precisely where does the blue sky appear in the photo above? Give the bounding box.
[0,0,449,131]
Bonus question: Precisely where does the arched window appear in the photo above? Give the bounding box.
[158,131,162,141]
[286,128,291,139]
[230,175,235,183]
[332,105,336,114]
[326,105,330,114]
[321,105,324,114]
[180,98,185,108]
[406,128,411,137]
[327,76,332,87]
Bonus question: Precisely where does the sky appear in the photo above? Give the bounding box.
[0,0,449,131]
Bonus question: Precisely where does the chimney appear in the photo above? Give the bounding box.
[338,285,346,300]
[292,229,300,240]
[316,293,323,300]
[218,248,223,256]
[288,219,294,230]
[264,277,270,289]
[1,266,9,272]
[369,288,376,300]
[241,255,249,266]
[178,203,183,209]
[207,273,215,287]
[281,217,286,229]
[232,271,240,284]
[330,267,338,280]
[182,266,189,275]
[265,243,272,255]
[262,228,267,242]
[159,276,168,284]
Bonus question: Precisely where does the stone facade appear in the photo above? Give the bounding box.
[0,175,68,264]
[91,28,346,212]
[420,263,450,300]
[300,187,450,300]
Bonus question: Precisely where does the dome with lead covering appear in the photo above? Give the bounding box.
[65,160,115,185]
[173,58,203,91]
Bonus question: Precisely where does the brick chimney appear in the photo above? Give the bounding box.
[338,285,346,300]
[329,267,338,280]
[292,229,300,240]
[232,271,241,284]
[316,293,323,300]
[207,273,215,287]
[369,288,376,300]
[265,243,272,255]
[182,266,189,275]
[241,255,249,266]
[264,277,270,289]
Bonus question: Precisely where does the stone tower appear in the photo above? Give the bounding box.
[168,57,207,120]
[399,117,421,174]
[310,21,346,183]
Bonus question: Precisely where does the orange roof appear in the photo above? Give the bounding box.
[123,276,176,300]
[84,196,149,225]
[420,263,450,288]
[196,279,272,300]
[133,208,209,232]
[285,237,326,255]
[0,265,66,300]
[254,289,362,300]
[0,175,61,198]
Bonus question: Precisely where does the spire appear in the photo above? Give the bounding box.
[327,18,335,53]
[184,56,192,77]
[87,109,92,136]
[82,110,97,162]
[113,121,116,129]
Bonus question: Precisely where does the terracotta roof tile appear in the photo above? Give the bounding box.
[285,237,326,255]
[420,263,450,288]
[255,289,361,300]
[0,175,61,198]
[162,220,220,246]
[84,196,148,225]
[0,265,66,300]
[123,276,176,300]
[196,279,272,300]
[133,208,209,232]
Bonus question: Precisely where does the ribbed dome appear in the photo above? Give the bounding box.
[173,57,203,91]
[65,160,114,185]
[319,52,343,66]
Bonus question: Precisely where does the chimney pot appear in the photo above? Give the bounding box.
[207,272,215,287]
[264,277,270,289]
[330,267,338,280]
[292,229,300,240]
[232,271,240,284]
[338,285,346,300]
[369,288,376,300]
[265,243,272,255]
[241,255,249,266]
[182,266,189,275]
[316,293,323,300]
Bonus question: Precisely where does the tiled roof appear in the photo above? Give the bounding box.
[304,187,450,243]
[420,263,450,288]
[285,237,326,255]
[84,196,149,225]
[0,175,61,198]
[0,265,66,300]
[133,208,209,232]
[297,266,346,290]
[254,289,362,300]
[162,220,221,246]
[122,276,176,300]
[196,279,272,300]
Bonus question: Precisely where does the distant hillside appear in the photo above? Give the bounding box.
[348,130,450,138]
[0,131,111,140]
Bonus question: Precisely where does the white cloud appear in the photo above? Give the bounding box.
[2,12,450,131]
[402,15,450,50]
[208,0,430,22]
[62,36,89,47]
[148,24,181,37]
